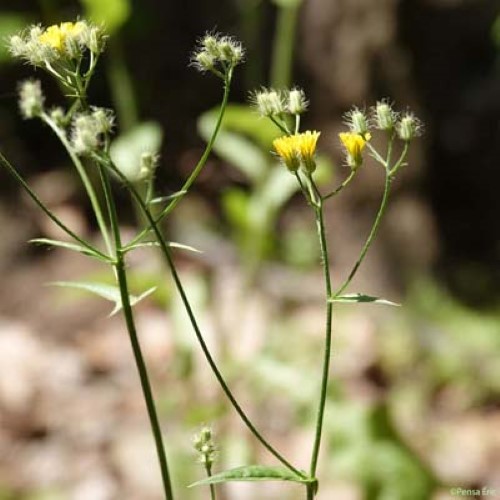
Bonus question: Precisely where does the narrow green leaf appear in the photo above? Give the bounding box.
[49,281,156,315]
[149,191,187,205]
[329,293,400,307]
[189,465,311,487]
[124,241,202,254]
[30,238,108,261]
[168,242,202,254]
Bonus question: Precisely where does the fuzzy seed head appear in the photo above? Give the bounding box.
[344,107,370,136]
[252,88,286,117]
[373,99,398,131]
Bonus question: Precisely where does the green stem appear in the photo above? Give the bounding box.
[98,163,175,500]
[333,172,392,298]
[0,151,111,261]
[270,2,301,88]
[309,190,333,480]
[100,155,305,479]
[322,170,356,201]
[128,70,233,246]
[205,464,216,500]
[41,114,113,256]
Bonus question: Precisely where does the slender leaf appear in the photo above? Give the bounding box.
[49,281,156,315]
[30,238,109,261]
[125,241,202,254]
[189,465,311,487]
[329,293,400,307]
[149,191,187,205]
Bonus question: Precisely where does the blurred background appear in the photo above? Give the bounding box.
[0,0,499,499]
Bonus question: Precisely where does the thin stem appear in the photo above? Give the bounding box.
[333,172,392,298]
[205,464,216,500]
[41,113,113,256]
[269,115,291,135]
[0,151,111,261]
[98,163,175,500]
[308,185,333,479]
[128,70,234,246]
[322,169,356,201]
[99,154,305,479]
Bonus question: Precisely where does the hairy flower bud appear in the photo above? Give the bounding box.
[287,88,308,115]
[397,112,423,142]
[193,426,217,468]
[344,107,370,136]
[252,88,286,117]
[372,100,398,131]
[18,79,44,119]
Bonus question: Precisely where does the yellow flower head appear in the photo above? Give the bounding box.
[297,130,320,173]
[273,130,320,173]
[38,21,85,52]
[339,131,370,169]
[273,135,301,172]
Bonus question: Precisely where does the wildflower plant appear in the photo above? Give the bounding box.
[0,19,423,500]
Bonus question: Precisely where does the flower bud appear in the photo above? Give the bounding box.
[71,113,101,154]
[372,100,398,131]
[396,112,423,142]
[91,107,115,134]
[138,151,159,180]
[49,107,66,127]
[193,426,217,468]
[287,88,308,115]
[18,79,44,119]
[345,107,369,136]
[252,88,286,117]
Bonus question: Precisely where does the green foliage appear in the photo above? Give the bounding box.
[110,121,163,181]
[49,280,156,316]
[0,13,29,63]
[189,465,310,487]
[80,0,130,33]
[330,293,400,307]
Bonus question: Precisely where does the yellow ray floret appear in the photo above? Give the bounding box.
[39,21,85,51]
[339,131,370,168]
[273,130,321,172]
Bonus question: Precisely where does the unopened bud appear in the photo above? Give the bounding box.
[287,88,308,115]
[252,88,285,117]
[345,107,369,136]
[18,79,44,119]
[373,100,397,131]
[397,112,423,142]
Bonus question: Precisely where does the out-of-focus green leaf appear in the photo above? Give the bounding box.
[49,281,155,315]
[0,14,30,63]
[80,0,130,33]
[189,465,310,487]
[222,189,250,232]
[492,16,500,47]
[271,0,303,8]
[198,111,268,183]
[110,122,162,182]
[329,293,400,307]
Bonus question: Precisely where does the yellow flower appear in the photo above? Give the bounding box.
[273,130,321,173]
[297,130,320,173]
[273,135,301,172]
[339,131,370,168]
[38,22,85,52]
